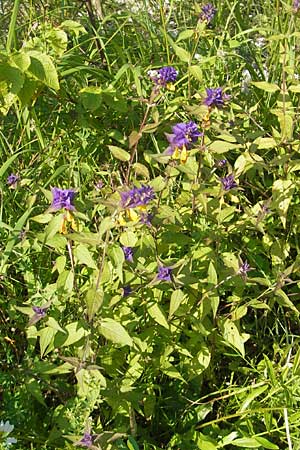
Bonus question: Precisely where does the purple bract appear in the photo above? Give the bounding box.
[32,306,48,318]
[51,187,76,211]
[78,432,96,448]
[122,246,134,262]
[167,121,202,150]
[293,0,300,12]
[123,285,132,297]
[238,260,251,276]
[7,173,19,187]
[120,185,154,209]
[157,266,172,282]
[204,87,229,108]
[199,3,217,23]
[148,66,178,86]
[221,174,237,191]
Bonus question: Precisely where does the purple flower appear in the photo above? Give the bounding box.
[204,87,229,108]
[148,66,178,86]
[168,122,202,149]
[78,432,96,448]
[51,187,76,211]
[199,3,217,23]
[123,285,132,297]
[28,305,49,326]
[94,180,104,190]
[238,260,251,276]
[120,185,154,209]
[293,0,300,12]
[7,173,19,187]
[165,121,202,163]
[215,159,227,168]
[123,246,134,262]
[221,174,237,191]
[157,265,172,282]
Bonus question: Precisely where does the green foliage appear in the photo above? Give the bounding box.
[1,1,300,449]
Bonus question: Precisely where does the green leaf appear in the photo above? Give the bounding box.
[86,287,103,321]
[188,65,203,81]
[74,244,97,269]
[176,29,194,42]
[127,436,140,450]
[120,231,138,247]
[46,29,68,56]
[108,145,130,161]
[27,50,59,90]
[169,289,185,318]
[239,384,268,411]
[60,20,87,36]
[26,379,47,407]
[208,261,219,318]
[220,319,246,356]
[10,52,31,71]
[172,43,191,62]
[255,437,278,449]
[253,137,277,149]
[252,81,280,93]
[59,321,88,347]
[0,62,24,94]
[148,303,169,329]
[209,140,241,153]
[272,179,294,228]
[99,318,133,346]
[80,86,103,111]
[231,437,261,448]
[39,326,55,357]
[288,84,300,93]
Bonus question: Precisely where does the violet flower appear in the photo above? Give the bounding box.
[148,66,178,86]
[28,305,49,326]
[51,187,76,211]
[199,3,217,23]
[123,246,134,262]
[221,174,237,191]
[120,185,154,209]
[78,432,97,448]
[238,260,251,276]
[123,286,132,297]
[157,266,172,282]
[7,173,19,187]
[167,122,202,150]
[204,87,229,108]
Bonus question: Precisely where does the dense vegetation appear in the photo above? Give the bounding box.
[1,0,300,448]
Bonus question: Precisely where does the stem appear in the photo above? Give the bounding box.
[6,0,21,53]
[125,103,151,185]
[95,228,110,290]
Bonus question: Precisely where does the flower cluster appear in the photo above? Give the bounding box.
[7,173,19,188]
[199,3,217,23]
[120,185,154,209]
[51,187,76,211]
[204,87,229,109]
[166,121,202,163]
[148,66,178,88]
[118,185,154,225]
[0,420,17,446]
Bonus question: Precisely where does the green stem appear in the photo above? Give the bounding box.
[6,0,21,53]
